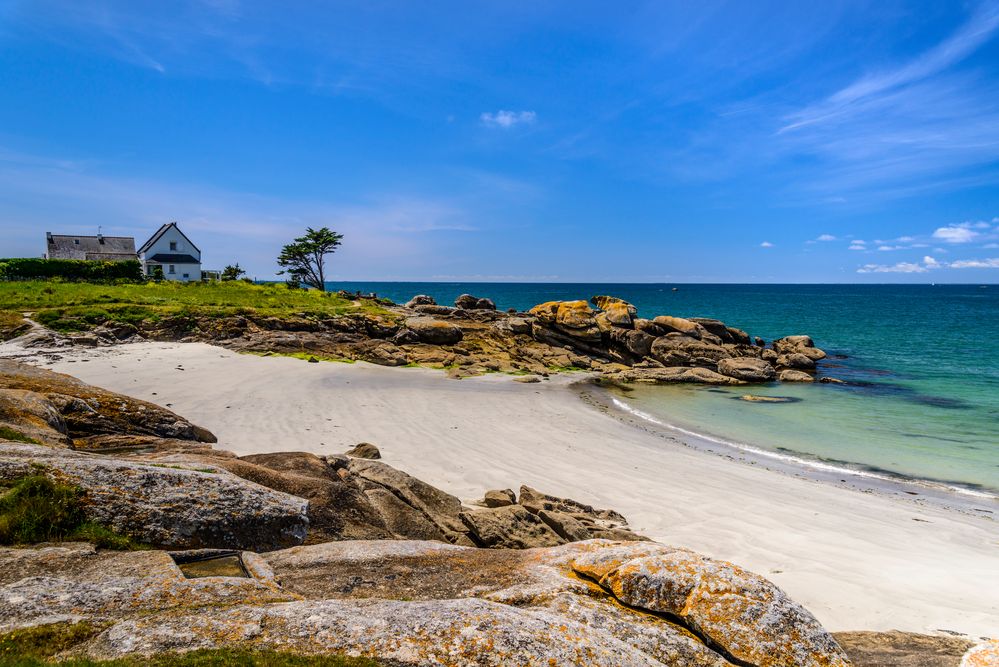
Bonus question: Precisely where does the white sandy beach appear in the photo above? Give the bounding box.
[13,341,999,638]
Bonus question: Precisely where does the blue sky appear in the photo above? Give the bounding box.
[1,1,999,282]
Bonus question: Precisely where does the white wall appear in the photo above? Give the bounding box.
[141,226,201,262]
[140,225,202,282]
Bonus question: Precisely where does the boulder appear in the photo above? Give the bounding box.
[389,328,421,345]
[347,458,468,541]
[459,505,566,548]
[553,300,602,341]
[653,315,704,338]
[404,295,436,308]
[776,352,816,370]
[650,335,730,366]
[217,452,393,542]
[609,328,655,358]
[717,357,776,382]
[725,326,752,345]
[0,443,308,551]
[480,488,517,507]
[0,388,70,447]
[571,544,851,667]
[689,318,733,341]
[774,335,827,361]
[634,318,667,336]
[528,301,560,325]
[538,509,592,542]
[607,367,746,385]
[412,304,457,316]
[779,369,815,382]
[454,294,497,310]
[363,488,448,542]
[0,360,216,443]
[404,317,463,345]
[353,340,408,366]
[345,442,381,459]
[833,631,975,667]
[591,296,637,327]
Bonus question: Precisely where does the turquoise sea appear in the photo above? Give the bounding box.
[335,282,999,496]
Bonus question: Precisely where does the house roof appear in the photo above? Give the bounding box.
[138,222,201,255]
[46,233,136,261]
[147,253,200,264]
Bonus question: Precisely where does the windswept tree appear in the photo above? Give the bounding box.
[221,263,246,281]
[277,227,343,292]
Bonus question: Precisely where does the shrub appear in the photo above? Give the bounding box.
[0,475,141,549]
[0,259,143,282]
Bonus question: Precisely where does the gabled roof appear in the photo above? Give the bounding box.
[147,253,200,264]
[46,233,136,260]
[138,222,201,255]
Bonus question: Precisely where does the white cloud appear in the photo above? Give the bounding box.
[923,255,940,268]
[759,241,774,248]
[480,110,537,129]
[932,223,979,243]
[984,243,999,249]
[950,257,999,269]
[857,261,927,274]
[848,243,866,251]
[817,234,836,241]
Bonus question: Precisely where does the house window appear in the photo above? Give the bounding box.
[169,241,178,251]
[182,273,189,279]
[169,265,175,274]
[74,239,80,245]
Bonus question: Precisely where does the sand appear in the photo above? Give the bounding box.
[11,341,999,637]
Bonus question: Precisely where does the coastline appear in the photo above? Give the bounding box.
[3,339,998,637]
[583,384,999,513]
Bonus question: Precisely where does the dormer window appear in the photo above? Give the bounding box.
[169,241,178,251]
[74,239,80,245]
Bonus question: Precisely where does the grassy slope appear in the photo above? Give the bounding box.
[0,281,393,333]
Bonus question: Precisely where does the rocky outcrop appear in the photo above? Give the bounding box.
[344,442,381,459]
[832,631,974,667]
[404,317,464,345]
[459,505,566,548]
[1,539,851,667]
[455,293,497,310]
[0,443,309,550]
[606,366,746,385]
[404,294,436,308]
[0,360,216,444]
[779,369,815,382]
[717,357,776,382]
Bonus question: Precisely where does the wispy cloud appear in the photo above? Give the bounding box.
[781,2,999,133]
[950,257,999,268]
[776,2,999,200]
[480,110,537,129]
[759,241,774,248]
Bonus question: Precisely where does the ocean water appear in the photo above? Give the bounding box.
[334,282,999,495]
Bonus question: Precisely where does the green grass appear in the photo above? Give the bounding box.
[0,310,27,340]
[0,475,143,550]
[0,622,382,666]
[0,427,39,444]
[241,351,357,364]
[0,281,394,334]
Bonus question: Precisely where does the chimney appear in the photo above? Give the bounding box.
[97,226,104,244]
[46,232,53,244]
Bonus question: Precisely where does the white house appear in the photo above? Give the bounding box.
[137,222,202,282]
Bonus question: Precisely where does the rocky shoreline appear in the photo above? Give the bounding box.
[6,291,840,386]
[1,354,996,665]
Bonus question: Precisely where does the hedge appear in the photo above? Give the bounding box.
[0,258,144,282]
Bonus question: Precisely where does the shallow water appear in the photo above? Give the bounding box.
[335,282,999,494]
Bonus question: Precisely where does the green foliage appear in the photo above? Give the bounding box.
[0,622,381,666]
[0,475,142,550]
[276,227,343,292]
[0,427,39,444]
[0,281,392,334]
[151,265,165,282]
[220,264,246,281]
[0,259,142,283]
